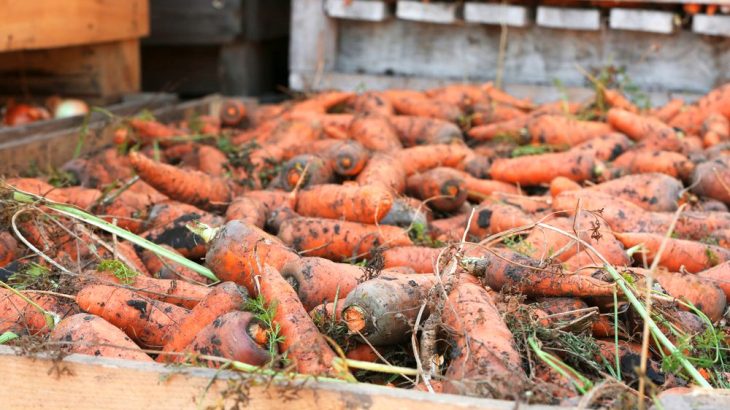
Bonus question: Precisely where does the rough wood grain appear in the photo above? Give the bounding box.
[0,0,149,51]
[144,0,241,45]
[289,0,338,91]
[0,346,563,410]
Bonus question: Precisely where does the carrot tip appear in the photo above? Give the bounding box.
[248,321,270,348]
[343,305,367,333]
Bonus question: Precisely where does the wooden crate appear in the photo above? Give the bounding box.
[0,0,149,98]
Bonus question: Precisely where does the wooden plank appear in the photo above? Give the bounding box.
[692,14,730,37]
[241,0,292,41]
[141,45,221,97]
[144,0,241,45]
[326,0,391,22]
[609,9,676,34]
[0,39,141,97]
[463,3,529,27]
[0,0,149,52]
[536,6,601,31]
[396,1,459,24]
[0,346,562,410]
[289,0,338,91]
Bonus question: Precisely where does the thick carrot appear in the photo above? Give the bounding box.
[158,282,247,361]
[205,220,299,292]
[453,171,520,202]
[467,116,530,142]
[549,176,581,197]
[309,300,345,323]
[528,115,612,146]
[143,200,209,231]
[522,217,577,262]
[355,153,407,194]
[219,99,247,126]
[702,113,729,147]
[381,246,443,273]
[442,281,526,398]
[274,154,335,191]
[324,140,370,176]
[57,186,102,209]
[277,217,412,261]
[406,167,468,213]
[603,89,638,113]
[76,284,189,348]
[129,151,233,210]
[51,313,153,362]
[607,108,680,151]
[468,200,534,238]
[394,143,473,176]
[347,92,395,116]
[429,213,468,243]
[573,133,632,161]
[266,205,300,233]
[225,196,267,227]
[342,273,435,345]
[589,173,683,212]
[691,156,730,205]
[471,102,528,126]
[258,265,340,376]
[463,155,492,179]
[611,150,695,181]
[650,98,684,123]
[280,257,364,311]
[489,149,599,185]
[140,245,209,284]
[241,190,291,212]
[697,261,730,300]
[288,91,354,115]
[616,232,730,273]
[348,114,402,152]
[0,232,18,268]
[0,290,73,336]
[679,135,705,157]
[345,344,380,363]
[188,145,228,177]
[389,116,463,146]
[294,184,393,224]
[184,311,270,366]
[380,196,431,228]
[425,84,488,109]
[386,95,462,122]
[670,84,730,134]
[142,212,224,259]
[464,248,616,298]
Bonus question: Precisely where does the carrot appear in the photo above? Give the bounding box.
[324,140,370,176]
[573,133,632,161]
[549,176,581,197]
[187,145,228,177]
[128,118,183,146]
[482,82,534,110]
[225,196,267,228]
[463,155,492,179]
[0,289,74,336]
[389,116,463,146]
[266,205,299,233]
[455,171,520,202]
[75,284,189,348]
[142,212,224,259]
[522,217,578,262]
[702,113,729,147]
[442,281,526,398]
[671,84,730,135]
[6,177,68,202]
[406,167,467,213]
[467,116,530,142]
[380,196,431,228]
[57,186,102,209]
[697,261,730,300]
[589,173,683,212]
[280,257,365,311]
[691,156,730,205]
[205,220,299,293]
[630,268,727,322]
[594,339,666,384]
[381,246,443,273]
[258,265,340,376]
[355,153,407,194]
[347,92,395,116]
[184,311,270,366]
[394,143,473,176]
[603,89,638,113]
[425,84,488,109]
[0,232,18,268]
[143,200,209,231]
[429,214,468,242]
[294,184,393,224]
[219,99,247,127]
[288,91,354,115]
[385,94,462,122]
[464,248,616,298]
[140,245,209,284]
[534,297,590,327]
[532,100,583,117]
[616,232,730,274]
[611,150,695,181]
[348,114,403,152]
[309,300,345,323]
[50,313,153,362]
[468,200,534,238]
[158,282,247,361]
[129,151,233,210]
[277,217,412,261]
[342,273,435,345]
[274,154,335,191]
[607,108,681,151]
[489,149,600,185]
[528,115,612,146]
[345,343,380,363]
[471,102,528,126]
[679,135,705,157]
[650,98,684,123]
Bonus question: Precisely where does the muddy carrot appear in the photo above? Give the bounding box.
[348,114,403,152]
[295,184,394,224]
[702,113,729,147]
[406,167,468,213]
[6,177,68,202]
[324,140,370,176]
[650,98,684,123]
[573,133,632,161]
[385,94,462,122]
[381,246,443,273]
[607,108,681,151]
[342,273,435,345]
[616,232,730,273]
[528,115,612,146]
[0,289,73,336]
[482,82,535,110]
[355,153,407,194]
[691,156,730,205]
[471,103,528,126]
[0,232,18,268]
[380,196,431,228]
[467,200,535,239]
[389,116,463,146]
[280,257,365,311]
[467,116,530,142]
[697,261,730,300]
[140,245,209,284]
[184,311,270,367]
[348,92,395,116]
[611,150,695,181]
[395,144,473,176]
[425,84,489,109]
[589,173,683,212]
[225,196,268,228]
[219,99,247,127]
[274,154,335,191]
[489,150,600,185]
[142,212,224,259]
[128,118,183,146]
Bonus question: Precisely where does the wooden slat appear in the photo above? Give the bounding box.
[0,346,561,410]
[144,0,241,46]
[0,39,141,97]
[0,0,149,52]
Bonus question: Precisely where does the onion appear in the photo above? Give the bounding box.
[53,99,89,119]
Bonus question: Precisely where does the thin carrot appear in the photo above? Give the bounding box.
[650,98,684,123]
[471,103,528,126]
[294,184,394,224]
[697,261,730,300]
[616,232,730,273]
[467,116,530,142]
[140,245,209,284]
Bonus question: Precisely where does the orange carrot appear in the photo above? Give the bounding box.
[324,140,370,176]
[607,108,681,151]
[616,232,730,273]
[219,99,247,127]
[140,245,209,284]
[650,98,684,123]
[294,184,393,224]
[225,196,267,227]
[429,214,468,243]
[6,177,68,202]
[393,143,473,176]
[274,154,335,191]
[277,217,413,261]
[205,220,300,292]
[129,151,233,210]
[384,93,462,122]
[528,115,612,146]
[455,171,520,202]
[697,261,730,300]
[380,196,431,228]
[467,200,535,238]
[549,176,581,197]
[589,173,683,212]
[158,281,247,360]
[128,118,183,146]
[603,89,638,113]
[467,116,530,142]
[348,114,402,152]
[288,91,354,115]
[671,84,730,134]
[389,116,463,146]
[702,113,729,147]
[482,82,535,110]
[611,150,695,181]
[57,186,102,209]
[142,211,224,259]
[258,265,340,376]
[406,167,468,213]
[691,156,730,205]
[75,284,189,348]
[425,84,489,109]
[573,133,632,161]
[471,102,528,126]
[355,153,407,194]
[184,311,270,366]
[532,100,583,117]
[342,273,435,345]
[489,149,600,185]
[50,313,153,362]
[442,280,526,398]
[0,289,74,336]
[0,232,18,268]
[381,246,443,273]
[280,257,365,311]
[347,92,395,116]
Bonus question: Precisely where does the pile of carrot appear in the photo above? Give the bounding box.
[2,81,730,405]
